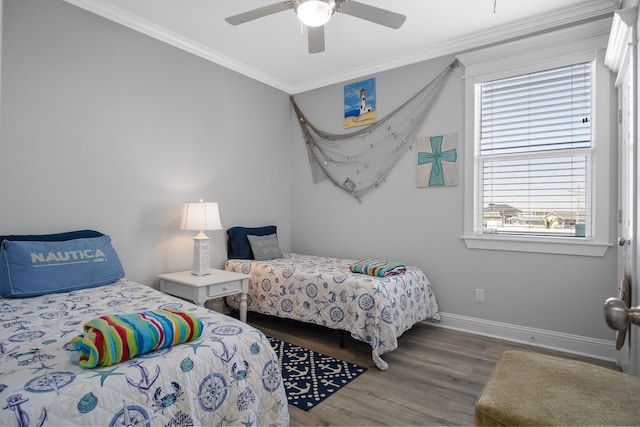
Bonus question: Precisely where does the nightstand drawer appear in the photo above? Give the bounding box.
[208,280,242,297]
[157,269,250,322]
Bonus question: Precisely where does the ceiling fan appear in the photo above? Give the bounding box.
[225,0,406,54]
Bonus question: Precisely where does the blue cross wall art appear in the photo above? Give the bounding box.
[417,133,459,187]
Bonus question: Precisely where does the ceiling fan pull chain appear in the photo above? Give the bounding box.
[493,0,497,14]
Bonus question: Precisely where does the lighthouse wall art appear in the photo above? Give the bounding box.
[344,78,376,129]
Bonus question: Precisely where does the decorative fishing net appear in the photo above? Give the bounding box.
[291,61,458,201]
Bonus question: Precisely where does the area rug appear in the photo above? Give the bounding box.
[268,337,367,410]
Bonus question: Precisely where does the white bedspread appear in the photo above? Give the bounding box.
[0,279,289,426]
[225,253,440,370]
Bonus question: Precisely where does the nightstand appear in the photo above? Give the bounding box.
[158,269,250,322]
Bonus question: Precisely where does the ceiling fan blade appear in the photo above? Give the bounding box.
[225,2,292,25]
[308,25,325,54]
[338,1,406,29]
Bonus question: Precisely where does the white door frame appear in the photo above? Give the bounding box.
[605,6,639,375]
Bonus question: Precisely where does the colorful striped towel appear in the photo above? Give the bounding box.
[349,259,407,277]
[72,308,203,368]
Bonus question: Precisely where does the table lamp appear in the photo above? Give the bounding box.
[180,199,222,276]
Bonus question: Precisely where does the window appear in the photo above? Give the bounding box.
[478,63,592,238]
[459,21,612,256]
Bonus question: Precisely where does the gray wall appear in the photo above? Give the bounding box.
[1,0,620,358]
[0,0,292,286]
[289,54,619,352]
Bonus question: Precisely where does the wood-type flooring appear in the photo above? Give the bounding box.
[246,313,620,426]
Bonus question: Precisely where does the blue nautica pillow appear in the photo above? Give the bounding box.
[0,235,125,298]
[0,229,104,246]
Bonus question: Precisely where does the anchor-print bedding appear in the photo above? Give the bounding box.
[225,253,440,370]
[0,279,289,426]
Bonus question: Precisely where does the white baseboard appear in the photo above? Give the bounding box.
[431,312,618,362]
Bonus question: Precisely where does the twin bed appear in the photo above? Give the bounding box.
[0,226,440,426]
[0,231,288,426]
[223,227,441,371]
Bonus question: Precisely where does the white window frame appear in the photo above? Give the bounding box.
[458,20,613,256]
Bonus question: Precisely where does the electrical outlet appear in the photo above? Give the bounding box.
[475,288,485,303]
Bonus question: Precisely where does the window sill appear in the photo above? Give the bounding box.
[462,235,612,257]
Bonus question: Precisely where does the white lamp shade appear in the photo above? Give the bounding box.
[179,201,222,231]
[295,0,334,27]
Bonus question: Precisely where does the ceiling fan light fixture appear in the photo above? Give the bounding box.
[294,0,335,27]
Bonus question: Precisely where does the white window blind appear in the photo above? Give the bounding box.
[478,62,592,237]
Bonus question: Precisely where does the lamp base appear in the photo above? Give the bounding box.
[191,233,210,276]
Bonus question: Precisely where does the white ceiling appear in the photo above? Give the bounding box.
[63,0,619,93]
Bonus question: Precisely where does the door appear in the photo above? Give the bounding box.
[606,6,639,375]
[616,48,636,374]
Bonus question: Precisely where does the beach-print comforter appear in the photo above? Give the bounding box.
[0,279,289,426]
[225,253,440,370]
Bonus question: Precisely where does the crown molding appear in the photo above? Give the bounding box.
[457,18,612,78]
[62,0,293,93]
[604,6,638,73]
[63,0,618,94]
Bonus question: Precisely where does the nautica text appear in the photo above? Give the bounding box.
[30,249,107,264]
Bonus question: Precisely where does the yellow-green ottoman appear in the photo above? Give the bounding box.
[475,350,640,426]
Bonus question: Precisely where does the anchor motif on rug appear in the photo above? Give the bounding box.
[318,363,343,375]
[320,378,340,390]
[285,351,308,364]
[285,381,311,396]
[269,336,367,411]
[284,365,309,378]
